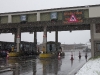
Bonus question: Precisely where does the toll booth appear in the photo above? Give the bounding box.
[46,41,61,53]
[0,41,14,52]
[0,41,14,57]
[0,41,37,57]
[20,41,36,55]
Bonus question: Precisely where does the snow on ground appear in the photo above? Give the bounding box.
[75,58,100,75]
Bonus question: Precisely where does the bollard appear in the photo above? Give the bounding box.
[58,53,61,59]
[6,51,9,59]
[85,53,87,59]
[78,51,81,59]
[70,53,74,60]
[13,63,20,75]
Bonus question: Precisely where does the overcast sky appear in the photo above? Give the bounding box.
[0,0,100,44]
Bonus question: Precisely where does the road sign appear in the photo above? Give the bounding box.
[51,12,57,19]
[68,14,78,22]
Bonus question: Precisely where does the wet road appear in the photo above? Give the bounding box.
[0,49,91,75]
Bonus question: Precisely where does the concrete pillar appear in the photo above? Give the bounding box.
[13,63,20,75]
[8,15,12,23]
[16,27,21,52]
[14,32,17,46]
[37,12,40,21]
[90,23,95,57]
[34,31,37,51]
[55,30,58,51]
[43,26,47,53]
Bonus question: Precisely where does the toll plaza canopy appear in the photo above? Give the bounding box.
[1,4,100,57]
[0,4,100,33]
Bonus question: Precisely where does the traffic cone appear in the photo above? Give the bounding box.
[6,51,9,59]
[79,51,81,59]
[58,53,61,59]
[85,53,87,59]
[70,53,74,60]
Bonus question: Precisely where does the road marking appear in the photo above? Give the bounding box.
[67,62,85,75]
[68,69,76,75]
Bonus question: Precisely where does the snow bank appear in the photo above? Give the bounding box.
[75,58,100,75]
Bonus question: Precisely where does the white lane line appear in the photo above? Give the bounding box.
[67,62,85,75]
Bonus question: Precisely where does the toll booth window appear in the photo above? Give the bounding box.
[96,43,100,51]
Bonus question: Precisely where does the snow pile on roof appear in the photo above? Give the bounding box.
[75,58,100,75]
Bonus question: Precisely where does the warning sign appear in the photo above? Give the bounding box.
[68,14,78,22]
[63,10,85,24]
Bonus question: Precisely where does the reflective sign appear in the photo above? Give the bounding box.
[20,15,27,21]
[68,14,78,22]
[50,12,57,19]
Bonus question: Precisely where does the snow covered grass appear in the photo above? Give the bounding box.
[75,57,100,75]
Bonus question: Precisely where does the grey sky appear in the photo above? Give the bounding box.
[0,0,99,44]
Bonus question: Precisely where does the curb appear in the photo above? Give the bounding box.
[0,68,12,73]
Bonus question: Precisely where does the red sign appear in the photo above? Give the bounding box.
[63,10,84,24]
[68,14,78,23]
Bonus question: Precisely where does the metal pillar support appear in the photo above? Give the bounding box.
[55,30,58,51]
[16,27,21,52]
[34,31,37,51]
[90,23,95,57]
[8,15,12,23]
[43,26,47,53]
[37,12,40,21]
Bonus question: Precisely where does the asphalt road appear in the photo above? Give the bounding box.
[0,49,91,75]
